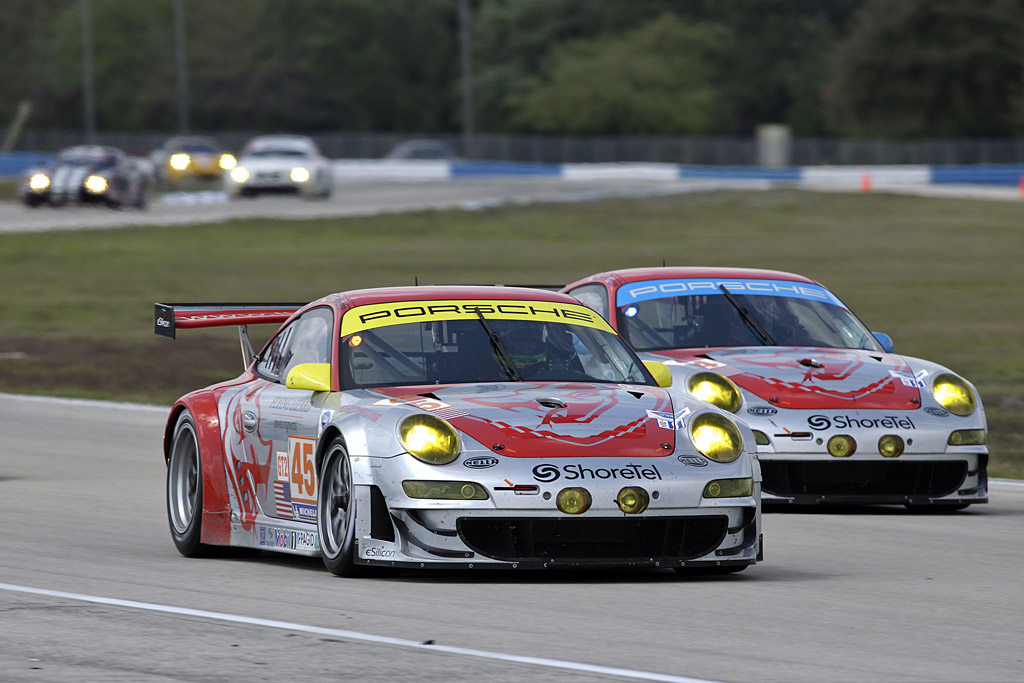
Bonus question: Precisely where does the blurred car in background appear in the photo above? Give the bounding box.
[151,135,236,182]
[225,135,333,198]
[384,138,456,160]
[20,145,151,209]
[563,267,988,510]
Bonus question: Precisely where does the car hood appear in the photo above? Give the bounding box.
[650,347,922,410]
[369,382,678,458]
[238,157,314,170]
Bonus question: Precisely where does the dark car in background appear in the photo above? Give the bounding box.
[20,145,152,209]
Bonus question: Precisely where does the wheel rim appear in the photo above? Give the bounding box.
[168,421,199,534]
[320,446,353,557]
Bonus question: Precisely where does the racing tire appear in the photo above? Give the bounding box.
[167,410,210,557]
[318,437,363,576]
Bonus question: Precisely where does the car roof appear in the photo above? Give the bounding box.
[317,285,583,310]
[566,267,821,289]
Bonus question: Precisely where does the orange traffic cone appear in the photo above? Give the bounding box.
[860,171,872,194]
[1018,174,1024,197]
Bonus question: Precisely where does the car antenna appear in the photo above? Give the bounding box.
[415,276,419,286]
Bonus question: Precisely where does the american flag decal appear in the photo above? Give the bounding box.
[274,480,293,518]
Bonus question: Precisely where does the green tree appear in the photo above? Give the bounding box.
[824,0,1024,137]
[508,14,730,134]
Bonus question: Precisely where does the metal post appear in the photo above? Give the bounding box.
[81,0,96,143]
[458,0,474,158]
[174,0,190,133]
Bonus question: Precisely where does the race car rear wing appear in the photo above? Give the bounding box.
[155,302,305,368]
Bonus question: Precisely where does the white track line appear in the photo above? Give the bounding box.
[0,582,719,683]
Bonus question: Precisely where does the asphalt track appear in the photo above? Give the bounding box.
[1,392,1023,683]
[2,175,1020,235]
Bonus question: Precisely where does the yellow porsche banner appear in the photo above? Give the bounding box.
[340,299,612,336]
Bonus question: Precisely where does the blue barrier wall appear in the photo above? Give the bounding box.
[0,152,53,178]
[930,165,1024,186]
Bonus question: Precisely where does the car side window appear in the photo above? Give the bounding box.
[255,307,333,383]
[566,284,610,322]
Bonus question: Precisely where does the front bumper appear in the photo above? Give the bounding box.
[760,452,988,506]
[354,485,761,570]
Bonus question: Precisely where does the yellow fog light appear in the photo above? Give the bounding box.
[29,174,50,191]
[615,486,649,514]
[230,167,250,183]
[169,153,190,170]
[687,372,741,413]
[290,166,311,183]
[932,374,976,417]
[827,435,857,458]
[690,412,742,463]
[219,153,237,170]
[948,429,986,446]
[84,175,107,193]
[752,430,771,446]
[402,480,488,500]
[703,478,754,498]
[399,414,460,465]
[556,487,592,514]
[878,434,904,458]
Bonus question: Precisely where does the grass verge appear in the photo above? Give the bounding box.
[0,188,1021,477]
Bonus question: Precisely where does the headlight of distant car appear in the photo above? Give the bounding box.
[169,153,190,170]
[399,414,460,465]
[290,167,310,183]
[687,372,741,413]
[219,153,236,170]
[931,373,976,417]
[84,175,108,193]
[230,167,250,183]
[690,412,742,463]
[28,174,50,191]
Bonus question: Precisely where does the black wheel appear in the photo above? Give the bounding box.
[318,437,361,576]
[674,564,748,577]
[167,410,210,557]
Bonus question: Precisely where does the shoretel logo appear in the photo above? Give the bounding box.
[808,414,916,431]
[531,463,662,483]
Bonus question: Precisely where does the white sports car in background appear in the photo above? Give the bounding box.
[225,135,333,198]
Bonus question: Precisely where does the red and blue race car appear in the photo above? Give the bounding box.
[563,268,987,509]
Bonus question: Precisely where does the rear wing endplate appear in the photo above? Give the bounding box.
[155,302,305,368]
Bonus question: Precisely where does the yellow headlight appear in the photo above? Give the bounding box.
[947,429,986,446]
[402,480,488,500]
[615,486,650,514]
[399,414,460,465]
[690,412,742,463]
[932,373,976,417]
[84,175,107,193]
[703,478,754,498]
[687,372,741,413]
[878,434,904,458]
[29,174,50,191]
[827,435,857,457]
[556,487,592,514]
[290,167,311,182]
[169,153,190,170]
[230,167,250,183]
[219,153,237,170]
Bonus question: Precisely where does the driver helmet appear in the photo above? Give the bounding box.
[505,325,547,369]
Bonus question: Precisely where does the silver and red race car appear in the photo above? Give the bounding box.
[563,268,987,510]
[156,286,761,576]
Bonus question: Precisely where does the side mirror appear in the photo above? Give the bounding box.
[643,361,673,388]
[872,332,894,354]
[285,363,332,392]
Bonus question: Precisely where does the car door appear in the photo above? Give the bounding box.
[240,306,334,523]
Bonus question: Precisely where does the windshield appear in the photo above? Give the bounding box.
[616,279,882,352]
[244,148,310,159]
[342,317,651,388]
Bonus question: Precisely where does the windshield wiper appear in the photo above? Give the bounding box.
[719,286,776,346]
[475,311,523,381]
